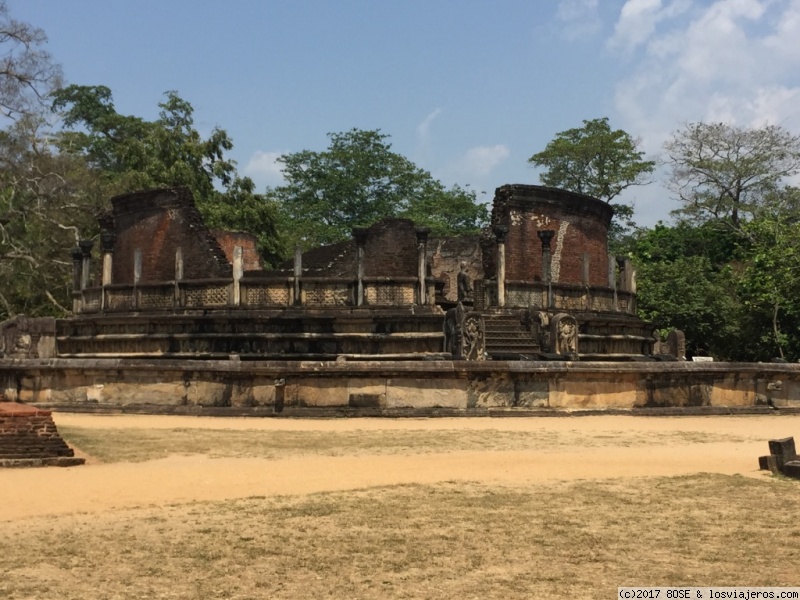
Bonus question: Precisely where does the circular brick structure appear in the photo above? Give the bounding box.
[490,184,613,287]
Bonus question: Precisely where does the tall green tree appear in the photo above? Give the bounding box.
[624,222,744,359]
[0,1,85,319]
[52,85,284,264]
[665,122,800,230]
[269,128,488,250]
[528,117,655,238]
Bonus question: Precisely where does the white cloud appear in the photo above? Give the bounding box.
[608,0,690,52]
[416,108,442,143]
[556,0,602,40]
[244,150,285,186]
[437,144,511,190]
[608,0,800,224]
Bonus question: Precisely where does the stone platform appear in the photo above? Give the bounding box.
[2,358,798,414]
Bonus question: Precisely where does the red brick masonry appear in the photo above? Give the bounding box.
[0,402,84,467]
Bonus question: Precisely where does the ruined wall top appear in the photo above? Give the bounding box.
[104,187,232,283]
[493,185,614,228]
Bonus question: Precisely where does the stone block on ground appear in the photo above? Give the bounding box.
[781,460,800,479]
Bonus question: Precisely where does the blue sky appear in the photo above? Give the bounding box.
[12,0,800,226]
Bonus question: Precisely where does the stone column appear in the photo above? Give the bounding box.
[174,248,183,307]
[494,225,508,308]
[415,228,429,306]
[537,230,555,308]
[71,247,83,291]
[609,256,619,311]
[100,232,115,311]
[582,253,591,310]
[71,246,83,313]
[134,248,142,285]
[232,246,243,306]
[353,228,369,307]
[293,245,302,305]
[100,232,115,286]
[78,239,94,290]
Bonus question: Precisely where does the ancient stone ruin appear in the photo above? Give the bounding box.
[759,437,800,479]
[23,184,680,362]
[0,401,84,467]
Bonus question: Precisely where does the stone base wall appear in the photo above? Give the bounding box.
[2,359,799,414]
[0,401,84,466]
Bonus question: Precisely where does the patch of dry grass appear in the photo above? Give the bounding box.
[58,425,749,463]
[1,474,798,599]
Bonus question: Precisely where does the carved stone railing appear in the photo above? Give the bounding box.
[475,280,637,316]
[74,274,433,314]
[444,302,486,360]
[364,277,417,307]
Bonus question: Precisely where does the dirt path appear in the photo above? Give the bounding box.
[2,414,797,521]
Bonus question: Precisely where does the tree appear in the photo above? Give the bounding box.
[624,222,743,359]
[734,187,800,359]
[0,2,85,319]
[51,85,284,264]
[665,122,800,230]
[270,128,488,249]
[528,118,655,235]
[0,1,62,121]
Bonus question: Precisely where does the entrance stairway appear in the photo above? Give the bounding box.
[483,313,540,359]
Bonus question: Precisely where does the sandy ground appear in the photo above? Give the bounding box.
[2,413,798,521]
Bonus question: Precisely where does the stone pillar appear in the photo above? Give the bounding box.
[609,256,619,311]
[537,230,555,308]
[100,232,115,312]
[100,232,115,286]
[71,247,83,291]
[494,225,508,308]
[232,246,243,306]
[293,245,302,305]
[619,258,636,293]
[582,253,591,310]
[78,239,94,290]
[353,228,369,307]
[134,248,142,285]
[71,246,83,313]
[174,248,183,307]
[415,228,429,305]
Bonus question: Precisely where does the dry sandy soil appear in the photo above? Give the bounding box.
[3,413,797,521]
[3,413,800,599]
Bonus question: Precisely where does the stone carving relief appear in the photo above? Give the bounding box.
[550,313,578,357]
[520,309,551,352]
[444,302,485,360]
[653,329,686,361]
[0,316,56,359]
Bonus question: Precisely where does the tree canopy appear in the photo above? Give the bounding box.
[665,122,800,230]
[529,118,655,202]
[269,128,488,250]
[52,85,284,264]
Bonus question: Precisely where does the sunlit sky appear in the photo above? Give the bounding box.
[13,0,800,226]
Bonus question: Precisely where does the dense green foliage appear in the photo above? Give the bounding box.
[52,85,285,265]
[269,128,488,250]
[529,117,655,238]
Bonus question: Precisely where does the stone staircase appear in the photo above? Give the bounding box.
[483,313,540,359]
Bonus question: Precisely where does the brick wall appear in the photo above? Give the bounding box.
[363,219,419,278]
[212,231,263,271]
[428,236,483,301]
[490,185,613,286]
[0,402,79,462]
[106,188,232,284]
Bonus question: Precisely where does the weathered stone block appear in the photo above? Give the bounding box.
[758,455,780,474]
